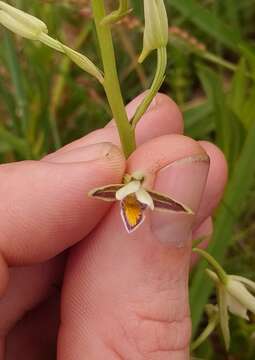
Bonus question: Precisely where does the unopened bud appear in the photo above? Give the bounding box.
[0,1,47,40]
[139,0,168,63]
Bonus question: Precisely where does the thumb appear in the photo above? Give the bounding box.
[59,134,209,359]
[0,142,125,267]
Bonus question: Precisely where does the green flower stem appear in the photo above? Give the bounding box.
[39,33,104,84]
[39,33,63,52]
[192,235,207,248]
[191,311,219,351]
[131,47,167,128]
[218,285,230,350]
[193,248,228,285]
[119,0,128,12]
[91,0,136,158]
[101,0,131,26]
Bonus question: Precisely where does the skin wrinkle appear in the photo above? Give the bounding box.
[128,286,188,326]
[130,315,190,357]
[82,275,190,360]
[103,316,138,360]
[152,316,191,353]
[105,315,190,360]
[113,286,190,358]
[108,347,125,360]
[133,299,189,324]
[140,255,189,293]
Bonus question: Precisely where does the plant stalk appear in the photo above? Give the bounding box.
[191,312,219,351]
[193,248,228,285]
[131,47,167,128]
[91,0,136,158]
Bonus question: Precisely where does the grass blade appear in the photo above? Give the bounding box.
[0,125,29,158]
[167,0,242,51]
[2,31,28,135]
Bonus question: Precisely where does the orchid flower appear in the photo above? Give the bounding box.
[206,269,255,350]
[89,172,193,233]
[194,248,255,350]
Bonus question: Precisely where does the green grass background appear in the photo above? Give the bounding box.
[0,0,255,358]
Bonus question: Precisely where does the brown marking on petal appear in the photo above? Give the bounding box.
[88,184,123,202]
[148,190,193,214]
[121,195,146,233]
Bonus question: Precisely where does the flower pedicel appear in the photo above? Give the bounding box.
[89,172,193,233]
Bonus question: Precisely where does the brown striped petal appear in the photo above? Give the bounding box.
[148,190,193,214]
[88,184,123,202]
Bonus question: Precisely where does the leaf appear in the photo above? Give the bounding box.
[131,0,143,18]
[2,31,28,135]
[227,58,248,120]
[183,100,214,139]
[197,64,245,171]
[0,125,29,157]
[0,76,17,122]
[241,87,255,129]
[197,64,226,148]
[240,43,255,75]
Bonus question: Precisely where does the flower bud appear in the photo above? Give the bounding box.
[139,0,168,63]
[0,2,104,83]
[61,45,104,84]
[0,1,48,40]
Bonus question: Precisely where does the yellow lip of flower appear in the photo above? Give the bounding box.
[89,173,193,233]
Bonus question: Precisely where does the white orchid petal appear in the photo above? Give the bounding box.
[0,11,35,39]
[230,275,255,293]
[135,188,154,210]
[0,1,47,32]
[116,180,141,200]
[227,279,255,315]
[226,293,249,320]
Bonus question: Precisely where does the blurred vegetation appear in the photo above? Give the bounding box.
[0,0,255,358]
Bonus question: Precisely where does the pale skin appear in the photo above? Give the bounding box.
[0,93,228,360]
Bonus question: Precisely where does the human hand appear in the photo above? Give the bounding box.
[0,93,227,360]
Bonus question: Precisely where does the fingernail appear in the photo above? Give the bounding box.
[43,142,116,163]
[151,154,210,245]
